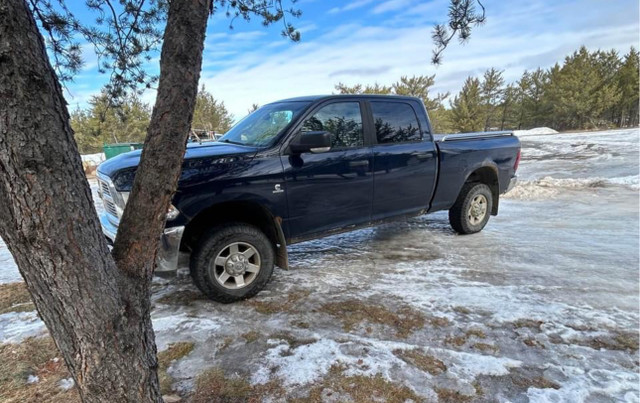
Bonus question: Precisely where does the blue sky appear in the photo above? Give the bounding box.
[66,0,640,119]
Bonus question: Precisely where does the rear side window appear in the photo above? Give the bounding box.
[371,101,421,144]
[301,102,363,149]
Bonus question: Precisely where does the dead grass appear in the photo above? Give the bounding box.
[512,375,560,390]
[244,290,311,314]
[156,290,207,306]
[319,299,425,338]
[0,283,35,314]
[523,338,546,349]
[157,342,195,394]
[242,330,260,343]
[393,349,447,375]
[299,364,425,403]
[444,335,467,347]
[269,331,317,351]
[429,316,451,327]
[219,337,234,351]
[0,337,79,403]
[192,368,284,403]
[573,332,639,352]
[466,328,487,339]
[452,306,471,314]
[435,388,473,402]
[512,319,544,330]
[472,342,499,354]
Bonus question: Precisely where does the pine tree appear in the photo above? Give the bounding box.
[192,85,234,133]
[480,68,505,130]
[450,77,484,132]
[615,47,640,127]
[71,93,151,154]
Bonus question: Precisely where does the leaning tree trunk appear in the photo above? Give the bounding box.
[0,1,210,402]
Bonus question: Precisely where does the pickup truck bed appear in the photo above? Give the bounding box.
[98,94,520,302]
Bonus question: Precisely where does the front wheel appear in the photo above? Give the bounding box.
[448,183,493,234]
[190,223,275,303]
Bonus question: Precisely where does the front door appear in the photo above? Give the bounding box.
[281,101,373,240]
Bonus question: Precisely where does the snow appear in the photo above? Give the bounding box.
[58,378,75,390]
[27,375,39,384]
[513,127,559,137]
[0,311,47,343]
[80,153,105,165]
[0,128,638,401]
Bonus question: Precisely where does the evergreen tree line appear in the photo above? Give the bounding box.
[71,85,234,153]
[335,46,639,134]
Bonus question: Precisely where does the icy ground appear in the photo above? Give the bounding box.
[1,128,639,402]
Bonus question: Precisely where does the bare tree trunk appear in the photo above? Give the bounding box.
[0,1,210,402]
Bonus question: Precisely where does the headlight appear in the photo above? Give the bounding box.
[167,204,180,221]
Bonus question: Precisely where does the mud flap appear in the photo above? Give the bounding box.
[274,216,289,270]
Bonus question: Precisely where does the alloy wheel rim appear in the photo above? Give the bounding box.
[210,242,261,289]
[467,194,488,225]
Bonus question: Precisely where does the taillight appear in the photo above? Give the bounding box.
[514,149,521,172]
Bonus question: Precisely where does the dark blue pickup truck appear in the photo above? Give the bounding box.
[97,95,520,302]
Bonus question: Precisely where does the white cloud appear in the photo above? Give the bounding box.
[198,0,639,119]
[68,0,640,122]
[328,0,376,14]
[372,0,415,14]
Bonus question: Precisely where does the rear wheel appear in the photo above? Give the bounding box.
[448,183,493,234]
[190,223,274,303]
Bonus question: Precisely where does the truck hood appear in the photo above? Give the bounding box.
[97,141,260,178]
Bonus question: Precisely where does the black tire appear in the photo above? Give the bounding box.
[190,223,275,303]
[448,183,493,234]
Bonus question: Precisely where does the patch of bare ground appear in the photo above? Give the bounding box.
[445,328,489,348]
[0,282,35,314]
[296,364,425,403]
[474,367,560,399]
[393,349,447,375]
[523,337,546,349]
[0,337,79,403]
[157,342,195,394]
[435,388,473,402]
[156,289,208,306]
[553,331,640,352]
[471,342,499,354]
[319,299,425,338]
[192,368,284,403]
[268,331,318,356]
[241,330,261,343]
[511,319,544,331]
[244,289,311,314]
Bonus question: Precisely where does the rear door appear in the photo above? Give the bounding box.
[281,100,373,240]
[367,99,438,220]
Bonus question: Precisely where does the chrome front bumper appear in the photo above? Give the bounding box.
[100,212,185,273]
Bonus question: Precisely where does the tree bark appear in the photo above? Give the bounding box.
[0,1,210,402]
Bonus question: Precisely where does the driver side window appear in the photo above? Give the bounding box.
[301,102,363,149]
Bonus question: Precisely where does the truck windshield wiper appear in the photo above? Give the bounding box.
[219,139,245,145]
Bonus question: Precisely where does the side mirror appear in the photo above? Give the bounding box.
[290,131,331,154]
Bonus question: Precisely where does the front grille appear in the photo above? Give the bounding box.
[100,181,110,196]
[97,175,119,219]
[104,199,119,217]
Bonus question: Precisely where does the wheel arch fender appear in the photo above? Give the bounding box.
[461,162,500,215]
[181,200,289,269]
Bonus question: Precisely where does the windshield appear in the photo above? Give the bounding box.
[219,101,311,147]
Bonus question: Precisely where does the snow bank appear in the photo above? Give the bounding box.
[81,153,105,165]
[513,127,558,137]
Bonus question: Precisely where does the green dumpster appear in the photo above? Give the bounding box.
[103,143,143,160]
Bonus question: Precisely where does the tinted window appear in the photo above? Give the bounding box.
[371,102,421,144]
[302,102,363,149]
